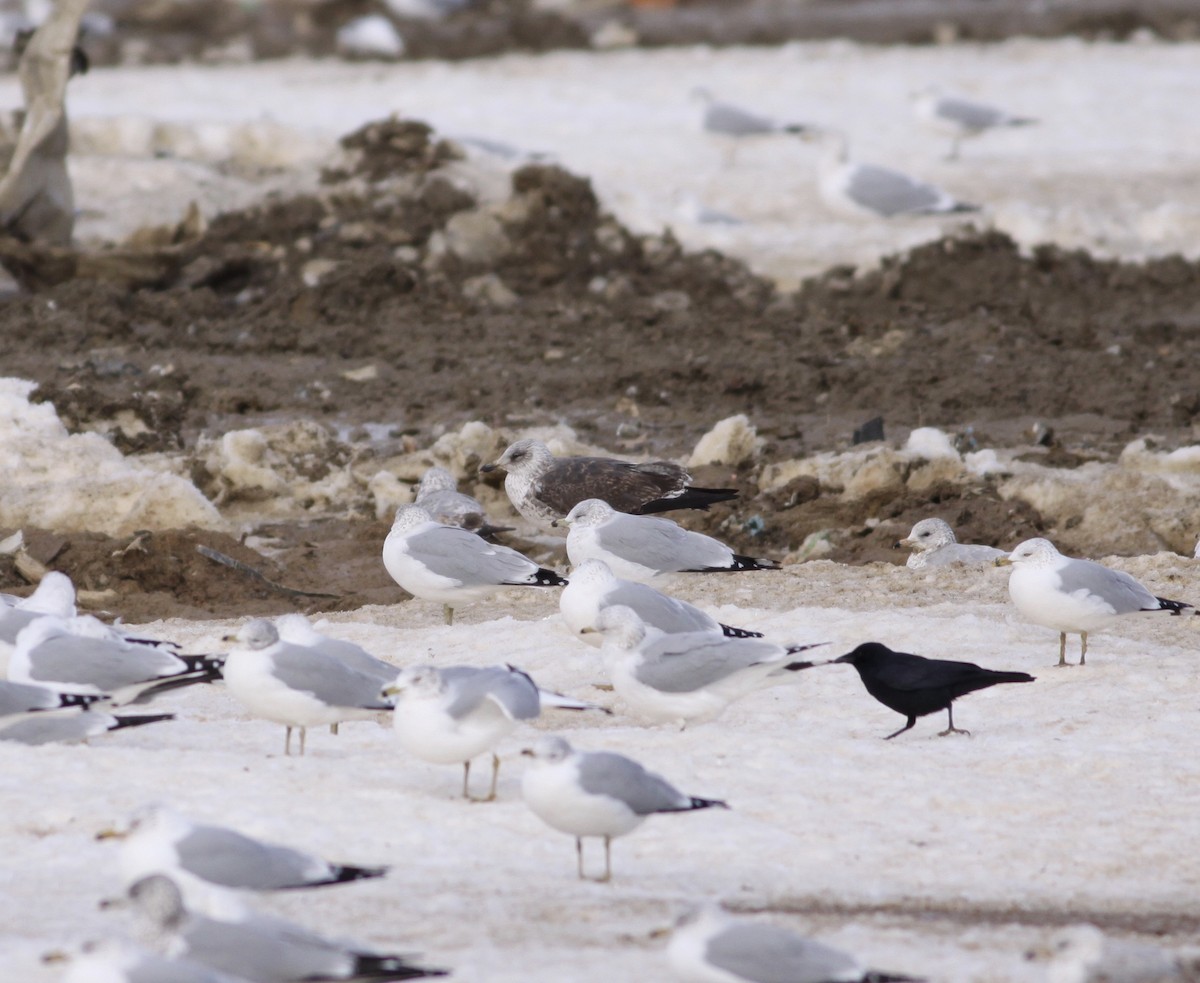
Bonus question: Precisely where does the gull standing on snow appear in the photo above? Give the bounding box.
[127,875,448,982]
[520,735,728,882]
[668,904,926,983]
[560,558,763,643]
[897,518,1005,569]
[912,86,1036,160]
[382,503,566,624]
[563,499,778,584]
[222,619,395,755]
[690,87,808,166]
[383,664,606,801]
[585,605,822,727]
[480,437,737,527]
[414,465,512,538]
[997,538,1193,666]
[101,804,388,895]
[10,616,223,704]
[802,127,979,219]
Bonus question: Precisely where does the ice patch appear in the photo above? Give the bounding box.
[688,415,762,468]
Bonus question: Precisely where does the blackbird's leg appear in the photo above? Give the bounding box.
[938,704,971,738]
[884,716,916,740]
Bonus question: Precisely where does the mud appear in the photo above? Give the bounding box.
[3,116,1199,619]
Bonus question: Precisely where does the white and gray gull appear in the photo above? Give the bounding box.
[911,85,1036,161]
[898,518,1005,569]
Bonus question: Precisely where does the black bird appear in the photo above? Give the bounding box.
[833,642,1034,739]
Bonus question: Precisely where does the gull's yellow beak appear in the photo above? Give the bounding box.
[994,556,1013,567]
[94,827,128,841]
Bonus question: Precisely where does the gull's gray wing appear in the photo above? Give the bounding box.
[705,922,859,983]
[636,635,773,693]
[174,826,324,890]
[845,163,943,216]
[405,526,536,586]
[536,457,686,517]
[268,644,390,710]
[596,515,731,572]
[576,752,690,815]
[417,488,487,527]
[925,543,1006,568]
[0,709,113,744]
[0,680,74,716]
[0,607,42,646]
[705,102,779,136]
[181,914,353,982]
[935,96,1007,129]
[605,581,718,635]
[312,637,396,685]
[440,666,540,721]
[1056,560,1159,613]
[21,635,182,690]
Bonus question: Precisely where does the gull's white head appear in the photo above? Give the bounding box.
[382,664,443,701]
[521,734,573,764]
[485,438,553,479]
[416,466,457,499]
[1002,538,1062,568]
[128,875,186,931]
[390,503,436,534]
[232,618,279,650]
[900,517,957,552]
[275,613,322,645]
[586,604,647,650]
[21,571,77,616]
[562,499,617,528]
[569,558,618,588]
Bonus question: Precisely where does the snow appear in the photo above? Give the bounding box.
[7,38,1196,287]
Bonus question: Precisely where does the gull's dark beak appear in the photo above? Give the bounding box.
[480,462,499,474]
[520,748,534,757]
[221,633,237,643]
[550,519,560,528]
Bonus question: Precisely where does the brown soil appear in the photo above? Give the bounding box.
[2,116,1199,620]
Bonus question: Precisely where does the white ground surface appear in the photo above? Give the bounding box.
[0,38,1195,287]
[2,556,1200,982]
[2,35,1200,983]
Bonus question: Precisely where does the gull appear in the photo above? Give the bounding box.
[10,616,223,704]
[383,663,607,801]
[480,437,737,527]
[560,558,763,645]
[585,605,822,726]
[64,938,251,983]
[382,503,567,624]
[668,903,926,983]
[0,706,173,744]
[690,88,808,166]
[562,499,778,584]
[520,735,728,881]
[222,619,395,755]
[0,569,76,670]
[802,127,980,219]
[997,538,1193,666]
[414,465,513,539]
[912,86,1036,160]
[0,678,105,717]
[833,642,1034,739]
[897,518,1005,569]
[101,804,388,895]
[127,875,448,982]
[1032,923,1200,983]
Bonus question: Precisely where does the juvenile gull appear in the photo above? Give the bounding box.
[128,875,447,982]
[520,735,728,881]
[414,465,512,539]
[0,706,173,744]
[668,904,925,983]
[833,642,1034,739]
[480,438,737,526]
[912,86,1036,160]
[64,939,250,983]
[222,619,395,756]
[897,518,1005,569]
[383,664,606,801]
[560,558,762,644]
[382,503,567,624]
[10,616,223,704]
[585,605,821,726]
[997,538,1193,666]
[563,499,778,584]
[803,127,980,218]
[103,804,388,894]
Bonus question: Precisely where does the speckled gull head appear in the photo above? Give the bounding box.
[482,438,553,479]
[583,604,647,651]
[128,874,186,931]
[390,503,436,533]
[520,734,572,763]
[233,618,279,650]
[561,498,616,528]
[900,517,957,552]
[382,665,442,701]
[996,537,1060,568]
[416,466,457,497]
